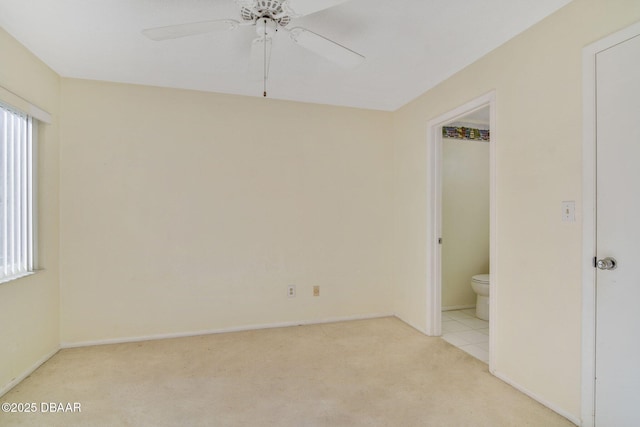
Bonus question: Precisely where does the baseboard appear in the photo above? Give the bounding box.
[442,304,475,311]
[0,346,59,398]
[61,312,396,349]
[491,370,581,426]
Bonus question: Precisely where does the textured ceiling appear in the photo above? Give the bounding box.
[0,0,572,111]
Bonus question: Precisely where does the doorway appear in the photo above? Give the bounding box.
[425,92,496,371]
[582,22,640,427]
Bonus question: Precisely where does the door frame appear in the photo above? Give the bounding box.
[581,20,640,427]
[425,91,497,371]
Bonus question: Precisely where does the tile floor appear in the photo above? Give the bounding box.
[442,308,489,363]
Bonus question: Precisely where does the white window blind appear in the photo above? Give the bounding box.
[0,103,34,283]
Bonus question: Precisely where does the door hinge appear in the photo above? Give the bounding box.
[438,238,443,244]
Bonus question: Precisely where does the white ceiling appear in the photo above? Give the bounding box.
[0,0,572,111]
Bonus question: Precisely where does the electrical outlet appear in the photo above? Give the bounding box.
[287,285,296,298]
[313,286,320,297]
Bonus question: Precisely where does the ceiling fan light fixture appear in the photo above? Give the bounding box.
[238,0,292,26]
[255,18,277,37]
[141,0,366,98]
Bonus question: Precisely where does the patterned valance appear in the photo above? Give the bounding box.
[443,126,490,141]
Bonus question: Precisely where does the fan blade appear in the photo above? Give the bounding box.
[288,27,364,68]
[249,37,273,81]
[142,19,239,41]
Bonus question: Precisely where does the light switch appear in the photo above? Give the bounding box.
[561,201,575,222]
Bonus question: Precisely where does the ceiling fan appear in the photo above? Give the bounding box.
[142,0,365,97]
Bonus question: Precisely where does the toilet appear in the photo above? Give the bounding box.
[471,274,490,320]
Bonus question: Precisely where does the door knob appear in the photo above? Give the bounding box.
[597,257,617,270]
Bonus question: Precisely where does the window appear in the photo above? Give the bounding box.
[0,102,35,283]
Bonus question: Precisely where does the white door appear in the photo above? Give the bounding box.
[595,33,640,426]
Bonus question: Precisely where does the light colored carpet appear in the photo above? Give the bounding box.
[1,317,574,426]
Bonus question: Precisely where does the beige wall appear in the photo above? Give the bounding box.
[0,29,60,393]
[393,0,640,419]
[59,79,394,344]
[442,138,489,308]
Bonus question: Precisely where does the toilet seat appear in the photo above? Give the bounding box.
[472,274,490,284]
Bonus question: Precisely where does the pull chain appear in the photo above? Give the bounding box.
[263,18,267,97]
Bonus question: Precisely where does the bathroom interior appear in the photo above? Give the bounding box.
[440,106,491,363]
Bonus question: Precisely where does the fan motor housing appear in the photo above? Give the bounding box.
[240,0,291,27]
[255,18,277,37]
